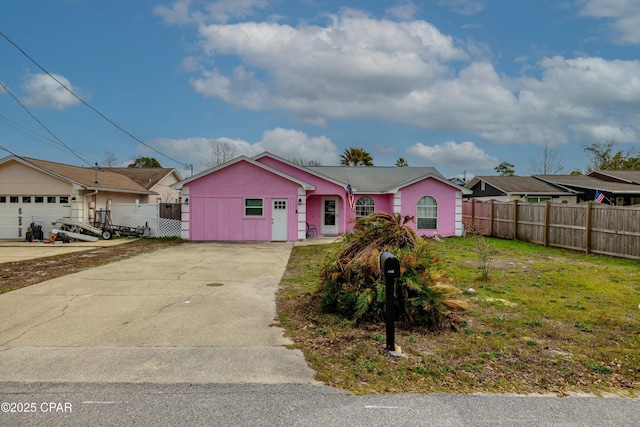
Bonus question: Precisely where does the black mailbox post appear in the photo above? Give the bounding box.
[380,251,400,353]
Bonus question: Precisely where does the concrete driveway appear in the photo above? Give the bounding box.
[0,242,317,384]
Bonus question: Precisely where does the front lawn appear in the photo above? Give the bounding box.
[276,237,640,396]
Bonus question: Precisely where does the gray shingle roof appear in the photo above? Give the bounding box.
[467,176,575,195]
[6,156,163,194]
[536,174,640,193]
[590,170,640,185]
[105,167,181,190]
[307,166,446,193]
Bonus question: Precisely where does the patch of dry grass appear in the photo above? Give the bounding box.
[276,237,640,396]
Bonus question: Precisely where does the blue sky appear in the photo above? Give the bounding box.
[1,0,639,178]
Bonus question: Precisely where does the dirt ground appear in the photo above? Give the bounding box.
[0,239,183,294]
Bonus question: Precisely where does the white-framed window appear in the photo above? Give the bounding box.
[244,198,264,216]
[355,196,375,217]
[417,196,437,230]
[526,197,552,203]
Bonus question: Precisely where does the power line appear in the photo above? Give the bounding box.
[0,81,93,165]
[0,112,98,160]
[0,144,19,157]
[0,30,187,168]
[0,112,58,144]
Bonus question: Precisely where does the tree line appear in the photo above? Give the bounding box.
[495,141,639,176]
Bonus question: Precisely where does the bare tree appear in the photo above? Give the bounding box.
[208,140,237,167]
[102,150,118,167]
[530,143,564,175]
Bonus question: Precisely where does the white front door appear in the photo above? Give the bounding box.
[271,199,288,241]
[321,197,338,235]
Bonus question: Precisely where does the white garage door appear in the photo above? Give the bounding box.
[0,195,71,240]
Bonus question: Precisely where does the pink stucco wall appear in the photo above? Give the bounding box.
[257,156,461,237]
[184,156,463,241]
[259,156,351,235]
[400,178,460,237]
[338,194,394,233]
[186,161,301,241]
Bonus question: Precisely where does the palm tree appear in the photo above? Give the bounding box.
[395,157,409,167]
[340,148,374,166]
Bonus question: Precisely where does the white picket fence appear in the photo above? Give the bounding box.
[110,203,181,238]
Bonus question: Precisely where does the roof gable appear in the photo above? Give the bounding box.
[172,155,315,190]
[467,176,577,195]
[0,156,158,194]
[589,170,640,185]
[254,152,470,194]
[536,174,640,194]
[106,167,182,190]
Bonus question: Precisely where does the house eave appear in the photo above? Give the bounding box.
[172,156,316,191]
[252,152,348,188]
[388,174,473,194]
[83,186,158,195]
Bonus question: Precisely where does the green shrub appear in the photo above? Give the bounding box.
[317,212,468,329]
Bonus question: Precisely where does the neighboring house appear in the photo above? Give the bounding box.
[588,170,640,186]
[536,175,640,206]
[448,177,468,187]
[464,176,579,203]
[172,152,471,242]
[102,167,183,203]
[0,155,181,239]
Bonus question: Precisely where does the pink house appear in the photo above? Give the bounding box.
[172,152,471,241]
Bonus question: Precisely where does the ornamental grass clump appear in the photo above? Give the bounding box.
[318,212,469,330]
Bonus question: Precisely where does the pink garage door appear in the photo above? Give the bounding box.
[190,197,270,241]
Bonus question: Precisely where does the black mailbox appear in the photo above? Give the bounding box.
[380,251,400,280]
[379,251,400,353]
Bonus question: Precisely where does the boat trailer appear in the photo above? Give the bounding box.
[51,218,151,242]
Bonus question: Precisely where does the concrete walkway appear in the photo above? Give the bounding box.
[0,242,318,384]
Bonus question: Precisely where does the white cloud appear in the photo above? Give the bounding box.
[167,7,640,150]
[154,0,268,25]
[569,123,637,143]
[386,1,419,20]
[407,141,499,172]
[146,128,339,172]
[191,9,467,120]
[534,56,640,106]
[205,0,269,24]
[258,128,339,165]
[154,0,196,25]
[22,73,83,110]
[579,0,640,44]
[438,0,486,16]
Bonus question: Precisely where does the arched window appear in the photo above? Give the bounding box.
[355,196,375,217]
[417,196,437,230]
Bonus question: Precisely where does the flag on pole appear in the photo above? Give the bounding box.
[594,190,605,203]
[346,183,355,211]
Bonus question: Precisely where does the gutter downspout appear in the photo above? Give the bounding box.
[84,190,99,224]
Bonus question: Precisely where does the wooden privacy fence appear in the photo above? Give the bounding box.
[462,200,640,260]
